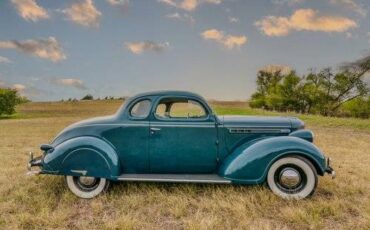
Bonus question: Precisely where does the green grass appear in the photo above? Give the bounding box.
[211,103,370,132]
[8,100,370,132]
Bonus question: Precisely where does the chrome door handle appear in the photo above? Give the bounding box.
[150,127,161,134]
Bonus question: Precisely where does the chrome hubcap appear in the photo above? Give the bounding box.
[78,176,97,186]
[279,168,301,188]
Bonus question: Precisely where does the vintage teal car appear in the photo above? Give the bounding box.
[28,91,335,199]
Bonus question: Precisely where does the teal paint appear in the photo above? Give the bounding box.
[37,91,329,184]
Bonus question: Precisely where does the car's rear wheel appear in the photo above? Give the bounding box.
[66,176,110,199]
[267,156,317,199]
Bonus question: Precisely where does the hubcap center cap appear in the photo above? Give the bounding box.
[78,176,96,186]
[279,168,301,188]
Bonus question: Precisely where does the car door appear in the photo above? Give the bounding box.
[149,97,218,173]
[109,98,151,173]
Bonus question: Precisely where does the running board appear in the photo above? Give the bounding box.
[117,174,231,184]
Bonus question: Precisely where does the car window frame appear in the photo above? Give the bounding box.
[152,96,211,122]
[128,98,152,120]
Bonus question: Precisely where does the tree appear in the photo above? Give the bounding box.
[81,94,94,100]
[249,54,370,117]
[303,57,370,116]
[250,70,285,109]
[0,88,18,116]
[277,71,302,112]
[329,56,370,114]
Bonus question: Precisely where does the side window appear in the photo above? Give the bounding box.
[130,99,151,118]
[155,103,167,118]
[155,99,207,119]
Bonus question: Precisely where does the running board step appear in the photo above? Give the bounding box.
[117,174,231,184]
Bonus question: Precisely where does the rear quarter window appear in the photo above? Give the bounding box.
[130,99,151,118]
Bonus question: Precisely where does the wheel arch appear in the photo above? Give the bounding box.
[264,151,323,179]
[42,136,121,178]
[218,136,326,184]
[272,152,323,176]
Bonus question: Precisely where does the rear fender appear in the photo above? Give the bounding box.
[42,136,120,178]
[218,136,326,184]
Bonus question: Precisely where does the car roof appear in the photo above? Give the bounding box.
[117,90,213,116]
[131,90,204,99]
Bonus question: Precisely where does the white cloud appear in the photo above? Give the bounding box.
[205,0,222,3]
[63,0,102,27]
[271,0,304,6]
[201,29,247,49]
[223,36,247,49]
[106,0,129,11]
[158,0,222,11]
[0,56,11,64]
[107,0,129,6]
[53,78,87,90]
[228,16,239,23]
[166,12,195,24]
[0,80,23,90]
[260,64,292,75]
[11,0,49,22]
[330,0,367,17]
[255,8,358,37]
[13,84,26,91]
[125,41,170,54]
[4,82,43,97]
[159,0,177,7]
[0,37,66,62]
[180,0,198,10]
[166,12,181,19]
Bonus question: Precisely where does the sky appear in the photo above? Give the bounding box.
[0,0,369,101]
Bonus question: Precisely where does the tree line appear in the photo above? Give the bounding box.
[250,55,370,118]
[1,55,369,118]
[61,94,126,102]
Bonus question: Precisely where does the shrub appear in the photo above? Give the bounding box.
[81,94,93,100]
[341,97,370,119]
[0,88,18,116]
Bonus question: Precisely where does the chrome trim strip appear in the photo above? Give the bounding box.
[80,122,215,128]
[151,122,214,125]
[71,170,87,176]
[150,125,215,128]
[80,123,148,127]
[228,128,291,134]
[117,174,231,184]
[225,126,291,128]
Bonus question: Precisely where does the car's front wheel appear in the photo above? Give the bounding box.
[66,176,110,199]
[267,156,317,199]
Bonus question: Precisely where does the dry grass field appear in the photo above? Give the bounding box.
[0,100,369,229]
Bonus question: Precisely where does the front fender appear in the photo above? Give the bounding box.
[42,136,120,178]
[218,136,326,184]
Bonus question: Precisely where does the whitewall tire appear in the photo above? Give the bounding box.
[66,176,110,199]
[267,156,317,199]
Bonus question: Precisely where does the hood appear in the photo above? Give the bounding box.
[218,115,304,130]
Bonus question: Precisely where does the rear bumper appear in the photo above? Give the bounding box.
[27,152,43,176]
[325,157,336,179]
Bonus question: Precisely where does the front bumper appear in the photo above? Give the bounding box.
[27,152,43,176]
[325,157,336,179]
